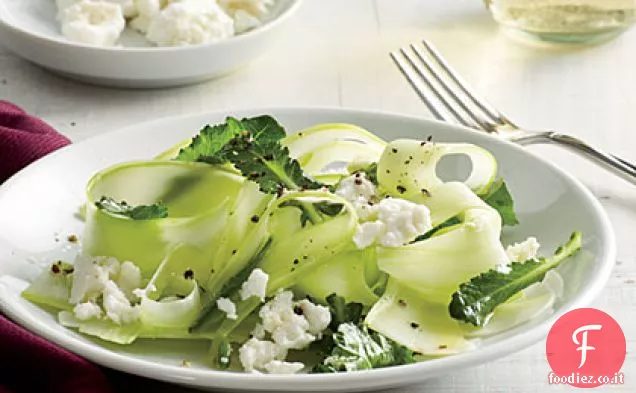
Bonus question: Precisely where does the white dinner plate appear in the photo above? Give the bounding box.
[0,0,301,88]
[0,107,616,392]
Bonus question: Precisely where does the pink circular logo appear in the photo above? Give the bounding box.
[546,308,626,388]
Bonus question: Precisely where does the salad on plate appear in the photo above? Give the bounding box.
[21,115,582,374]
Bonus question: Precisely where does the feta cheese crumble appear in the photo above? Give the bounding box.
[130,0,163,33]
[353,221,385,249]
[506,237,541,262]
[69,254,142,325]
[239,268,269,301]
[73,301,103,321]
[117,261,142,300]
[294,299,332,336]
[56,0,275,47]
[335,173,378,220]
[146,0,235,46]
[238,337,286,372]
[216,297,238,320]
[352,197,433,249]
[69,254,112,304]
[260,291,315,350]
[251,323,266,339]
[335,173,433,248]
[102,280,140,324]
[238,290,331,373]
[60,0,126,47]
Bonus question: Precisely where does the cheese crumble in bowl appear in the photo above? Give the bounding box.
[0,0,301,87]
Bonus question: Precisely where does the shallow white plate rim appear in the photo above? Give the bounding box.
[0,0,302,53]
[0,106,617,391]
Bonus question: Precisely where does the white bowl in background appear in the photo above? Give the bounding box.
[0,0,301,88]
[0,107,616,392]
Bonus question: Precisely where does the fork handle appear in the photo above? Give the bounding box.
[515,132,636,186]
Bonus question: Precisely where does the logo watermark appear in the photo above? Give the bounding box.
[546,308,626,388]
[548,372,624,386]
[572,324,602,369]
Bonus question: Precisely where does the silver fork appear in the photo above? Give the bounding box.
[391,40,636,186]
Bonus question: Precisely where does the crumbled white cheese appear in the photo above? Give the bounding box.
[335,173,378,211]
[116,261,141,300]
[129,15,151,32]
[232,9,262,33]
[57,0,137,18]
[506,237,541,262]
[262,360,304,374]
[102,280,140,324]
[132,283,155,299]
[238,337,287,372]
[146,0,234,46]
[60,0,126,47]
[335,173,382,222]
[101,257,121,277]
[70,254,142,325]
[377,198,432,246]
[73,301,103,321]
[353,221,385,249]
[130,0,163,33]
[353,197,432,248]
[239,268,269,301]
[295,299,331,336]
[259,291,314,350]
[251,323,266,339]
[238,291,329,373]
[69,254,111,304]
[216,297,238,320]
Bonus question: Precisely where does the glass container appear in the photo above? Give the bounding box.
[485,0,636,43]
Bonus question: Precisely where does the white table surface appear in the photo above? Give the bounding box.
[1,0,635,392]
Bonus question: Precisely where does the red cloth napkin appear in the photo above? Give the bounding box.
[0,101,113,393]
[0,101,70,183]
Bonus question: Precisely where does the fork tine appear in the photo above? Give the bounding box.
[389,51,450,121]
[409,43,498,133]
[395,48,478,129]
[420,39,518,129]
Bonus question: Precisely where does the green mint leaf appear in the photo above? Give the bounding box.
[176,115,334,225]
[219,122,322,194]
[325,293,364,330]
[175,118,245,163]
[313,323,415,373]
[95,196,168,220]
[449,231,582,327]
[481,179,519,226]
[177,115,321,194]
[411,216,462,243]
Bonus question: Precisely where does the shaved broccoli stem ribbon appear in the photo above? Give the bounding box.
[192,191,357,343]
